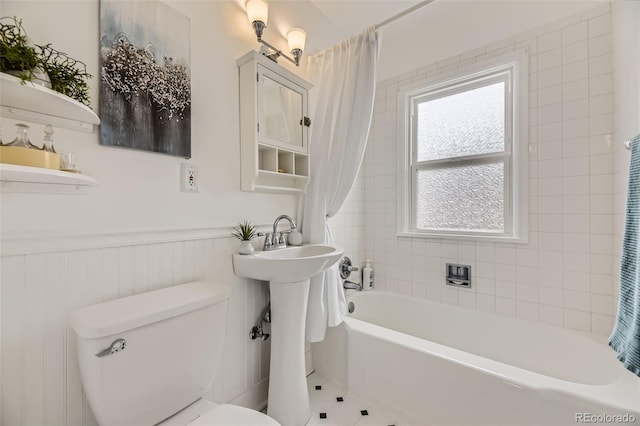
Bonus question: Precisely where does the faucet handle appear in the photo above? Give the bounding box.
[339,256,358,279]
[277,232,287,245]
[272,232,287,247]
[258,232,273,249]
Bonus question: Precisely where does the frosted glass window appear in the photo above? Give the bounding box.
[416,82,505,162]
[400,62,523,238]
[415,162,504,232]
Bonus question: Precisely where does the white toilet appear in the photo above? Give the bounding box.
[70,281,280,426]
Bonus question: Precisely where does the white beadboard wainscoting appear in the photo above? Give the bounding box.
[1,228,272,426]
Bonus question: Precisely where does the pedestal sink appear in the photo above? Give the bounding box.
[232,244,344,425]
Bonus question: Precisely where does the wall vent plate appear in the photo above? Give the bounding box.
[446,263,471,288]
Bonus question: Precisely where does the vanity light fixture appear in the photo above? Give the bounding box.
[245,0,307,66]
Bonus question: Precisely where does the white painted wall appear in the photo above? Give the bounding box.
[0,0,301,238]
[363,5,617,334]
[612,0,640,317]
[0,1,306,424]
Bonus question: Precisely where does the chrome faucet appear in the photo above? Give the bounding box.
[260,215,297,251]
[343,280,362,291]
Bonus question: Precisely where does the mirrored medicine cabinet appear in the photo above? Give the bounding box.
[237,51,312,193]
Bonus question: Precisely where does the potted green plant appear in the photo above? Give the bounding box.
[36,44,92,106]
[0,17,40,83]
[232,220,257,255]
[0,16,93,105]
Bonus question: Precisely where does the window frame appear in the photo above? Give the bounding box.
[397,50,529,242]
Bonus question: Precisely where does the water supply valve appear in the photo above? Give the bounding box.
[250,326,270,341]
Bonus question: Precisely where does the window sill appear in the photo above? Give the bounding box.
[397,231,529,245]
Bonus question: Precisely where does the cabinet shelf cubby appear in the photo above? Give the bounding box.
[294,154,309,177]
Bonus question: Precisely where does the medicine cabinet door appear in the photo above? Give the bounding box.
[258,65,308,153]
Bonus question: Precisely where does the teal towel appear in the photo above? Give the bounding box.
[610,133,640,377]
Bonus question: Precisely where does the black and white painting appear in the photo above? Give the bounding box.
[99,0,191,157]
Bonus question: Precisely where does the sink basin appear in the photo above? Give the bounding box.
[232,244,344,283]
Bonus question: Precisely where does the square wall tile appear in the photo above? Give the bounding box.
[562,40,588,65]
[562,22,588,46]
[564,309,591,331]
[540,305,564,325]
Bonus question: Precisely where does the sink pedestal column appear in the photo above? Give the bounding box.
[267,279,311,426]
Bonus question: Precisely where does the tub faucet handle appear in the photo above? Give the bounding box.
[339,256,358,279]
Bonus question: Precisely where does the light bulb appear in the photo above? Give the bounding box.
[246,0,268,25]
[287,28,306,53]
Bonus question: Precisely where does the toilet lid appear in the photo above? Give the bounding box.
[188,404,280,426]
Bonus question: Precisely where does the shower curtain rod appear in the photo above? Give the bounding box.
[374,0,436,30]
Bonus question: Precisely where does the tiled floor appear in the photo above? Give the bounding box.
[306,373,411,426]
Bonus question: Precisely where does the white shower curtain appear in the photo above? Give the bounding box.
[302,28,380,342]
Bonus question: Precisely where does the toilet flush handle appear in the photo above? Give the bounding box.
[95,338,127,358]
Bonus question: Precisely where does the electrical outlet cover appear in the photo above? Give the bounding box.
[181,163,198,193]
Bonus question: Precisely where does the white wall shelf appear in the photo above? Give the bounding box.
[0,163,98,194]
[0,73,100,132]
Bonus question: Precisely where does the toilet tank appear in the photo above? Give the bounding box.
[70,281,231,426]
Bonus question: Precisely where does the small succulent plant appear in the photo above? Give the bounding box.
[231,220,257,241]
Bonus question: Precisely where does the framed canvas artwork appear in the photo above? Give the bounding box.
[99,0,191,157]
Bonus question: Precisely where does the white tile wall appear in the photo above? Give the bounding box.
[361,5,615,335]
[1,233,271,425]
[612,1,640,335]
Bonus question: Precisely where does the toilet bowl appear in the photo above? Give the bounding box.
[70,281,280,426]
[160,398,278,426]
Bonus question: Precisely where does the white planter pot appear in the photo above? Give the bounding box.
[238,240,255,255]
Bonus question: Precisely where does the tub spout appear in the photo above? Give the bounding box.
[343,280,362,291]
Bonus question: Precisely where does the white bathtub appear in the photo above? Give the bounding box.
[312,291,640,426]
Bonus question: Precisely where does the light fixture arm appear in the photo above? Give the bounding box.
[256,36,300,66]
[246,0,305,67]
